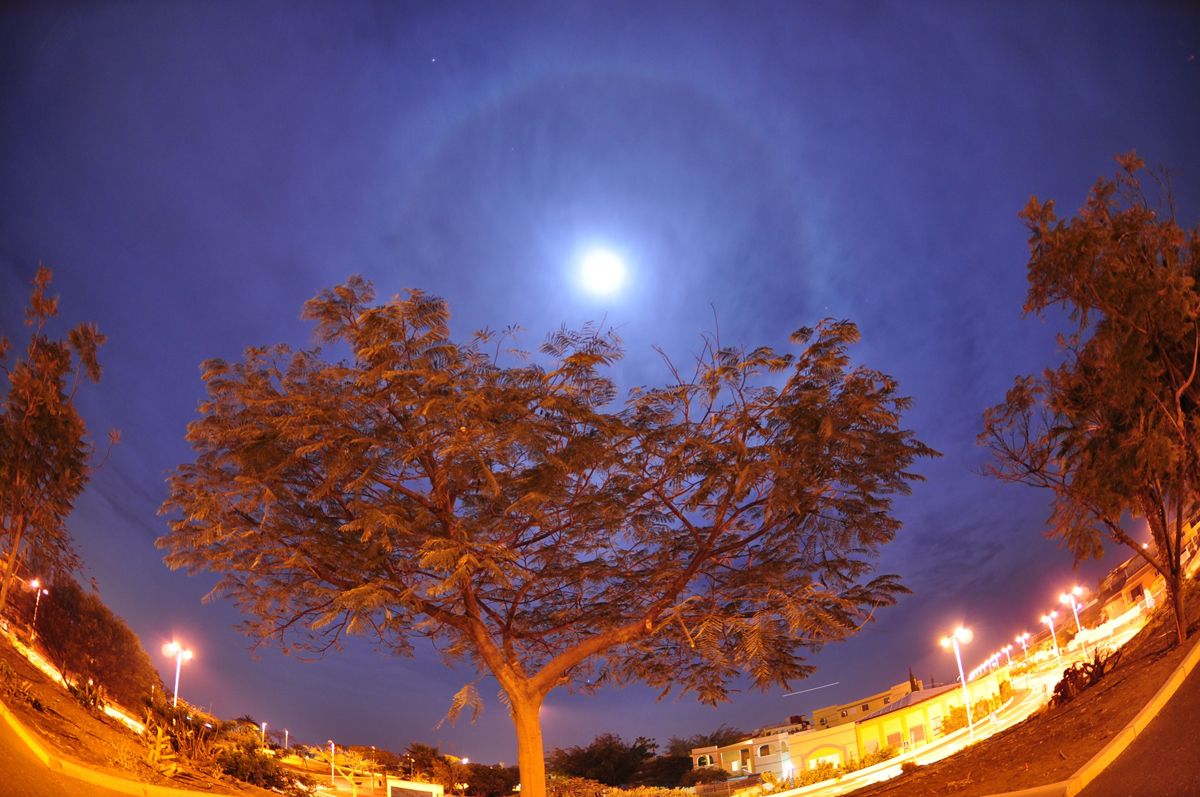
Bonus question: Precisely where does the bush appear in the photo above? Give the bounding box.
[218,741,295,789]
[899,760,919,775]
[634,755,693,787]
[547,777,608,797]
[610,788,693,797]
[680,767,730,787]
[36,579,162,710]
[1052,649,1120,706]
[843,746,898,773]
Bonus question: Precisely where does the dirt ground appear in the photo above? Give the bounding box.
[843,585,1200,797]
[0,629,276,796]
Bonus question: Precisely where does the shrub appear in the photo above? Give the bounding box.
[843,746,898,773]
[547,777,608,797]
[680,767,730,787]
[37,578,162,711]
[899,761,919,775]
[1052,649,1120,706]
[218,742,287,788]
[610,787,693,797]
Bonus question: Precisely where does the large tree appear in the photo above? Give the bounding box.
[981,154,1200,644]
[159,278,935,797]
[0,267,117,613]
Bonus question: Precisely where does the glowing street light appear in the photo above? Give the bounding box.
[1016,632,1031,659]
[940,626,975,740]
[29,579,48,642]
[284,728,289,753]
[329,740,336,784]
[261,721,267,748]
[1060,587,1086,652]
[162,641,193,707]
[1041,612,1060,659]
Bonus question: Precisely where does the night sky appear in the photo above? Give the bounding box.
[2,1,1198,766]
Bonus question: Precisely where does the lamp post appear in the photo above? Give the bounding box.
[1016,632,1031,659]
[1060,587,1086,655]
[161,641,193,707]
[329,740,335,785]
[261,722,267,749]
[284,729,289,754]
[940,626,975,740]
[1002,645,1013,667]
[29,579,47,642]
[1041,612,1060,659]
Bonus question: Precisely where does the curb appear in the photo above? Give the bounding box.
[980,631,1200,797]
[0,693,218,797]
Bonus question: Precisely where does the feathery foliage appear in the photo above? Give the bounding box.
[0,267,117,612]
[981,154,1200,644]
[159,278,935,797]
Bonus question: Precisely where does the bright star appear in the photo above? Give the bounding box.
[579,249,627,295]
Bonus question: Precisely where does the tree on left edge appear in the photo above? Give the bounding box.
[0,266,118,613]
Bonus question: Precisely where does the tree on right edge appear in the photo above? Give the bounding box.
[981,153,1200,645]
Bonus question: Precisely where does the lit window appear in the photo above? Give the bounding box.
[840,710,848,718]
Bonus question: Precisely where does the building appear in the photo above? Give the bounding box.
[854,665,1010,756]
[692,669,1011,777]
[811,680,921,729]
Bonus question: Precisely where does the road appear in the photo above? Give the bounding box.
[1079,652,1200,797]
[0,714,125,797]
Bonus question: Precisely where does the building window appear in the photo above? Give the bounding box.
[697,755,712,767]
[883,697,891,705]
[886,732,903,748]
[840,710,848,718]
[758,745,772,757]
[780,741,789,753]
[862,703,870,711]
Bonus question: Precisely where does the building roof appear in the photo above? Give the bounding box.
[859,683,961,722]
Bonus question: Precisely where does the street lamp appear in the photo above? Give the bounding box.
[29,579,48,642]
[1016,632,1031,659]
[1002,645,1013,667]
[940,626,975,740]
[329,740,336,784]
[1060,587,1085,653]
[1041,612,1060,659]
[161,641,193,707]
[284,728,289,754]
[261,721,267,749]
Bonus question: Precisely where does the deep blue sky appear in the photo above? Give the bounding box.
[2,1,1198,765]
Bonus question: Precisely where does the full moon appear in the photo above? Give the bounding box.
[579,249,627,295]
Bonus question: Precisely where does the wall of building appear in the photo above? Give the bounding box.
[854,665,1010,757]
[811,681,917,729]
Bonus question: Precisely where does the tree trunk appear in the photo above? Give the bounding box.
[510,692,547,797]
[1168,575,1188,645]
[0,523,25,614]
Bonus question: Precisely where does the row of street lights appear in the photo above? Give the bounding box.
[939,584,1091,742]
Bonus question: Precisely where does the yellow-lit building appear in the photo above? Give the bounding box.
[692,668,1012,778]
[811,681,920,729]
[854,665,1010,755]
